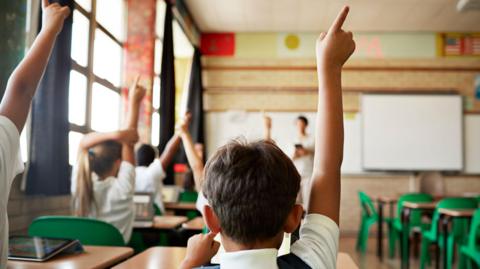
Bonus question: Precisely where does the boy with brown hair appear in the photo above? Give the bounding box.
[180,6,355,269]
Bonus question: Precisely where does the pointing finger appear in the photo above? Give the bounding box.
[42,0,49,9]
[329,6,349,33]
[318,32,327,41]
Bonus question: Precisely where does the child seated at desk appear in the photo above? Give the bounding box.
[0,1,70,267]
[179,6,355,269]
[71,79,145,243]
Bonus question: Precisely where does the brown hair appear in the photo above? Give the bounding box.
[73,140,122,216]
[203,139,300,245]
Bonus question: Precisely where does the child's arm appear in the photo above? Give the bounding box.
[122,77,145,164]
[0,0,70,132]
[263,113,272,142]
[177,114,204,192]
[158,134,181,170]
[79,130,138,150]
[308,6,355,225]
[180,232,220,269]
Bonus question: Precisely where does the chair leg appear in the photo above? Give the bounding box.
[420,238,430,269]
[388,228,397,259]
[356,220,365,251]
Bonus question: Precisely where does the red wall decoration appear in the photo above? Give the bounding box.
[200,33,235,56]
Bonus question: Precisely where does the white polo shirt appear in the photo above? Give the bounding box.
[0,116,24,269]
[134,159,166,213]
[71,161,136,243]
[220,214,339,269]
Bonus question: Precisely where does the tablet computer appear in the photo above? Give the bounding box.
[8,235,81,262]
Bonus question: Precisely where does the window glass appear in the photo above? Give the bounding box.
[173,20,194,58]
[93,29,122,86]
[71,10,89,66]
[156,0,166,38]
[69,131,84,165]
[96,0,124,40]
[69,70,87,126]
[151,111,160,146]
[75,0,92,12]
[153,77,160,109]
[91,83,120,132]
[154,39,163,74]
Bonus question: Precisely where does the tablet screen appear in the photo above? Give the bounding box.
[9,236,75,260]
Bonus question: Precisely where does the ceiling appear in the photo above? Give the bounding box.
[184,0,480,32]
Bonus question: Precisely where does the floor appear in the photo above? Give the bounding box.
[339,236,421,269]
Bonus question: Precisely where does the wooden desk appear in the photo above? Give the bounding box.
[182,217,205,231]
[164,202,197,211]
[7,246,133,269]
[113,247,358,269]
[375,195,397,261]
[134,216,188,230]
[438,208,476,269]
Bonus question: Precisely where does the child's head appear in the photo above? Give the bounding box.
[203,140,302,248]
[74,140,122,216]
[136,144,157,167]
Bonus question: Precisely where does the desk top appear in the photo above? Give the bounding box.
[403,201,437,209]
[439,208,476,217]
[182,217,205,231]
[7,246,133,269]
[113,247,358,269]
[153,216,188,229]
[164,202,197,211]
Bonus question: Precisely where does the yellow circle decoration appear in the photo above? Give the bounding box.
[284,34,300,50]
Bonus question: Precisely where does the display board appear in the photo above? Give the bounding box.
[205,111,362,174]
[361,94,463,171]
[465,114,480,174]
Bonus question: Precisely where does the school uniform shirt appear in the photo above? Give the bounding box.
[134,159,166,213]
[195,191,208,214]
[0,116,24,269]
[210,214,339,269]
[71,161,136,243]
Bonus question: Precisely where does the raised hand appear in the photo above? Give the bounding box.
[129,76,147,104]
[176,112,192,134]
[41,0,70,36]
[263,114,272,130]
[315,6,355,72]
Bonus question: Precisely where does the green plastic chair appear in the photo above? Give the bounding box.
[389,193,433,261]
[419,198,478,269]
[459,208,480,269]
[154,203,163,216]
[28,216,125,246]
[356,191,378,254]
[179,191,200,220]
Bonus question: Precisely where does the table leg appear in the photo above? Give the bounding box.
[442,215,450,269]
[435,215,441,269]
[377,201,384,260]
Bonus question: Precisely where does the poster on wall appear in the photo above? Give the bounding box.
[438,33,480,57]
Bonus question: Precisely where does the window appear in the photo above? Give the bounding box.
[151,0,166,146]
[173,20,194,119]
[69,0,125,165]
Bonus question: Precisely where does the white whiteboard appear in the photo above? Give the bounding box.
[361,94,463,171]
[205,111,362,174]
[465,115,480,174]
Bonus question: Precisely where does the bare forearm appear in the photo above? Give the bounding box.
[126,102,140,129]
[122,144,135,165]
[79,131,119,150]
[0,31,57,132]
[180,132,204,190]
[308,69,344,223]
[159,134,181,170]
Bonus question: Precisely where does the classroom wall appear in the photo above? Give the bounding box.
[7,174,71,234]
[201,32,480,234]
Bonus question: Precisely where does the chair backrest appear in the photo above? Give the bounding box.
[28,216,125,246]
[358,191,377,218]
[428,197,478,236]
[179,191,198,203]
[466,209,480,249]
[397,193,433,225]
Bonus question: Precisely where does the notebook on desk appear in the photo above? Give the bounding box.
[133,192,155,227]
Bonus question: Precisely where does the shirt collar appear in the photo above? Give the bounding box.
[220,248,279,269]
